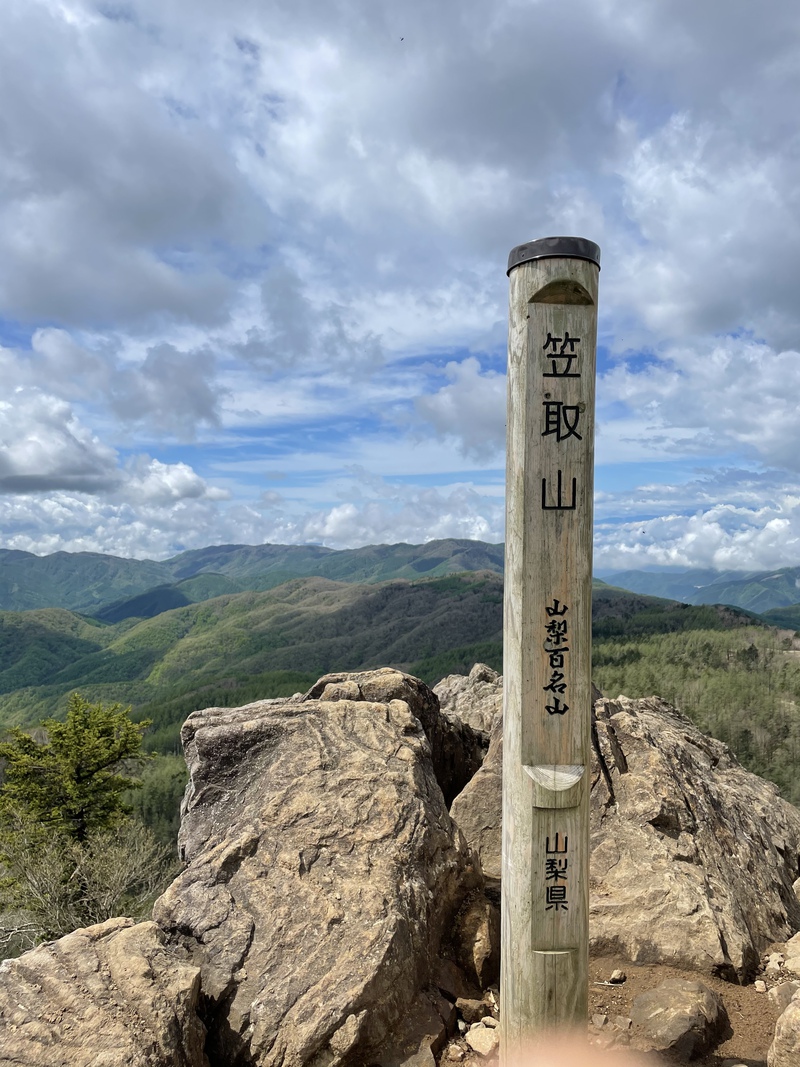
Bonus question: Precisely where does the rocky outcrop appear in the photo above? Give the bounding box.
[449,711,503,885]
[630,978,728,1058]
[154,670,480,1067]
[447,681,800,980]
[0,917,206,1067]
[591,696,800,980]
[769,992,800,1066]
[306,667,485,806]
[433,663,502,738]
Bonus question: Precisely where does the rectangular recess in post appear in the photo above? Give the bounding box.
[520,276,596,773]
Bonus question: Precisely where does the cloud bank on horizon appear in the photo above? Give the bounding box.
[2,0,800,571]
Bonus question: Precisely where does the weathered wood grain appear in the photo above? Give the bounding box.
[501,249,599,1056]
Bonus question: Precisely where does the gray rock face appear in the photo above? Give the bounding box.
[154,673,479,1067]
[592,696,800,980]
[630,977,727,1059]
[449,710,503,885]
[769,993,800,1066]
[307,667,484,806]
[434,664,502,737]
[447,680,800,980]
[0,918,206,1067]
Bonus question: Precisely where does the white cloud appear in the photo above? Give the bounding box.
[594,499,800,573]
[122,456,229,505]
[0,472,502,558]
[2,0,800,565]
[599,336,800,470]
[300,483,502,548]
[415,358,505,461]
[0,389,119,493]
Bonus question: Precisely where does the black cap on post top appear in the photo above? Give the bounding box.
[507,236,601,275]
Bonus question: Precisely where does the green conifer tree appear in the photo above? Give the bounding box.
[0,693,151,845]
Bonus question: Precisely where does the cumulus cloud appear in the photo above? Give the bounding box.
[122,456,230,504]
[415,358,505,461]
[0,387,228,536]
[2,0,800,563]
[594,499,800,573]
[598,336,800,470]
[0,389,119,493]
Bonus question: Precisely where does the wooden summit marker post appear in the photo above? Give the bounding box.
[501,236,600,1056]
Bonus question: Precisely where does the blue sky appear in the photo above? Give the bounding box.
[2,0,800,570]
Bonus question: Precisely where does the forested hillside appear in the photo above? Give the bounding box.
[601,564,800,614]
[4,569,800,847]
[594,625,800,802]
[0,572,506,747]
[0,574,760,751]
[0,539,505,613]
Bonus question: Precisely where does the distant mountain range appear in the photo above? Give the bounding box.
[598,565,800,619]
[0,566,756,745]
[0,540,505,616]
[0,539,798,742]
[4,540,800,620]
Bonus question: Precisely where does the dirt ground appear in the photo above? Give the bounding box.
[445,953,790,1066]
[586,955,780,1065]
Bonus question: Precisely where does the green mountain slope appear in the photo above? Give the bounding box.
[0,610,112,694]
[0,575,760,747]
[0,549,171,612]
[601,565,800,614]
[94,573,245,624]
[0,540,505,614]
[597,567,729,602]
[689,568,800,613]
[759,604,800,630]
[0,573,505,735]
[164,539,505,587]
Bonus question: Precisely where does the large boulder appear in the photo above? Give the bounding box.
[769,992,800,1066]
[448,683,800,980]
[0,917,206,1067]
[433,663,502,738]
[630,977,728,1059]
[306,667,485,806]
[449,710,503,886]
[591,696,800,980]
[154,673,480,1067]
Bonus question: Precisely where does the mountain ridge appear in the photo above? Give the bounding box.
[5,542,800,617]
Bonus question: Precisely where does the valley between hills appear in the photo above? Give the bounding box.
[3,539,800,810]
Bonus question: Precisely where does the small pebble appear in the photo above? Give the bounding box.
[591,1014,608,1028]
[609,969,627,984]
[481,1016,498,1028]
[754,979,767,992]
[613,1015,632,1030]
